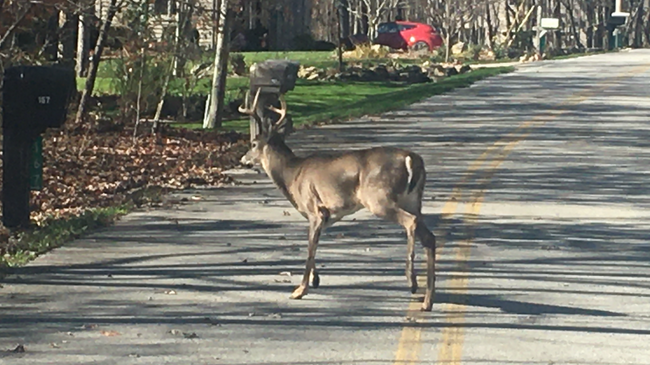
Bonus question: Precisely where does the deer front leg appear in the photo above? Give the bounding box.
[291,215,324,299]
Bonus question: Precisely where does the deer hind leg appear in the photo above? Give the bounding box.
[366,199,436,311]
[401,195,436,311]
[406,222,418,294]
[364,200,419,294]
[415,219,436,311]
[291,210,326,300]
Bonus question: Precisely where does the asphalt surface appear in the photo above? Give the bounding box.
[2,50,650,365]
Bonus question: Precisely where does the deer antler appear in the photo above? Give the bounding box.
[238,89,288,136]
[266,95,287,128]
[238,88,262,116]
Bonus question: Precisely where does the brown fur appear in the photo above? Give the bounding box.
[242,133,436,311]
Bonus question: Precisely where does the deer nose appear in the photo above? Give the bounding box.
[240,154,254,167]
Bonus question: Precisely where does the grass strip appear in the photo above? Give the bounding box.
[1,205,131,268]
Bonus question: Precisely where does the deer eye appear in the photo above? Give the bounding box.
[252,142,258,148]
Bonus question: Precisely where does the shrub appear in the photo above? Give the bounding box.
[344,43,391,59]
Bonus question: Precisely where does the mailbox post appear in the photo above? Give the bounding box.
[2,66,76,229]
[247,60,300,141]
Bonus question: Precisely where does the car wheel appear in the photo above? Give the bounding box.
[410,41,430,52]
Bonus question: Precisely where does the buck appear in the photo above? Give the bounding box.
[239,91,436,311]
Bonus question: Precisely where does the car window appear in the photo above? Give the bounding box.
[378,23,399,33]
[398,24,416,31]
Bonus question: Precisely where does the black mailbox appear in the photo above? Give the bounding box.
[3,66,76,133]
[2,66,76,229]
[250,60,300,95]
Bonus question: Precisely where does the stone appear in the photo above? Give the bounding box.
[445,67,458,77]
[406,71,431,84]
[298,66,319,79]
[372,65,390,81]
[456,64,472,74]
[432,65,446,77]
[360,69,379,82]
[403,65,423,74]
[451,42,466,55]
[478,49,496,61]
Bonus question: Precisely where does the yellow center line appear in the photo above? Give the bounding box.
[437,133,528,365]
[435,63,650,365]
[393,62,650,365]
[393,114,534,365]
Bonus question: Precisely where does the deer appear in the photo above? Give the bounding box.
[238,90,436,311]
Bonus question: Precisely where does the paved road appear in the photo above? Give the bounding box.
[2,50,650,365]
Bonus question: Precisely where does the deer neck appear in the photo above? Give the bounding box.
[261,136,300,204]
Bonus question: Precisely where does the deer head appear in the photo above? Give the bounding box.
[239,89,289,167]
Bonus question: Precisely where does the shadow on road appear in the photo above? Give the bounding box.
[2,56,650,362]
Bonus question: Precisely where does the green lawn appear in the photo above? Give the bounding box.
[80,50,512,134]
[174,66,513,133]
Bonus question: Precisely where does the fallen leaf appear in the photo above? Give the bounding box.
[183,332,199,339]
[9,344,25,353]
[100,330,121,337]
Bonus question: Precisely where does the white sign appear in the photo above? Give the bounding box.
[541,18,560,29]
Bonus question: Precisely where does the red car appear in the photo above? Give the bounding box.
[374,21,443,51]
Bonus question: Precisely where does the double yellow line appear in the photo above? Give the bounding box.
[393,62,650,365]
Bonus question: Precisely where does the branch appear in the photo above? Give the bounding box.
[0,3,33,50]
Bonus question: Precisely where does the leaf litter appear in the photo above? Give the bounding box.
[0,122,247,260]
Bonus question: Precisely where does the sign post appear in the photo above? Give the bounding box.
[29,135,44,191]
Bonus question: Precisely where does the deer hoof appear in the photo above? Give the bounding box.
[290,287,307,299]
[420,299,433,312]
[409,276,418,294]
[311,272,320,288]
[410,284,418,294]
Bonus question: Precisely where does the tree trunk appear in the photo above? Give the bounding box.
[74,0,119,125]
[203,1,232,129]
[339,0,350,40]
[485,0,494,50]
[644,0,650,46]
[76,12,88,77]
[154,0,190,123]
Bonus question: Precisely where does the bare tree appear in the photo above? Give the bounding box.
[74,0,121,124]
[346,0,405,39]
[203,0,232,129]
